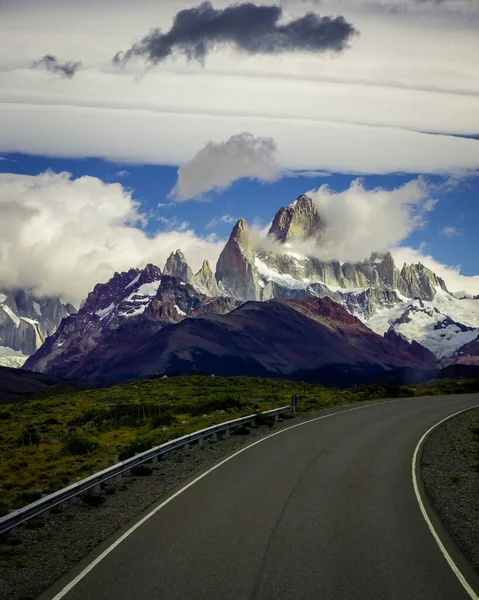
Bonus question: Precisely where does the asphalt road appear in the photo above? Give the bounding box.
[48,394,479,600]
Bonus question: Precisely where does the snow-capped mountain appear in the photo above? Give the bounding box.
[212,194,479,358]
[25,193,479,378]
[24,263,240,378]
[0,289,75,367]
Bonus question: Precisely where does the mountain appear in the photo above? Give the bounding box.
[0,289,75,367]
[25,193,479,379]
[24,264,240,378]
[36,296,435,384]
[164,250,222,296]
[214,195,478,357]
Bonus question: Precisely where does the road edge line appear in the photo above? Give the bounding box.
[412,406,479,600]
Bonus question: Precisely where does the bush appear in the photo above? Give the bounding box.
[63,433,99,455]
[81,492,105,507]
[232,425,250,436]
[118,439,153,461]
[0,411,11,420]
[150,412,175,427]
[254,413,275,428]
[44,417,60,425]
[131,464,153,476]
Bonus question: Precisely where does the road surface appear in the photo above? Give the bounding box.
[46,394,479,600]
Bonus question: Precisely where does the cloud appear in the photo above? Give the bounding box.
[31,55,82,79]
[0,171,223,305]
[113,2,358,68]
[157,215,190,231]
[392,246,479,296]
[115,170,129,178]
[253,177,438,263]
[171,132,281,201]
[205,214,236,229]
[440,226,460,237]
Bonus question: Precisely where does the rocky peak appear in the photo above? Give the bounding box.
[215,218,259,300]
[0,287,75,360]
[83,268,143,314]
[163,250,193,284]
[398,263,448,301]
[268,194,322,244]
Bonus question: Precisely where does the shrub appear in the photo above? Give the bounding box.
[150,412,175,427]
[81,492,105,507]
[118,439,153,461]
[232,425,250,436]
[131,464,153,477]
[63,434,99,455]
[254,413,275,428]
[0,411,11,420]
[44,417,60,425]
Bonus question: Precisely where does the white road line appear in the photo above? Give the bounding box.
[51,396,468,600]
[412,406,479,600]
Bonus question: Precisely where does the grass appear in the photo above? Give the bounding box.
[0,374,478,513]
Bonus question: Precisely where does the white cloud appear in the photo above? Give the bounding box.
[392,246,479,296]
[440,226,460,237]
[0,171,223,305]
[205,214,236,229]
[299,177,437,262]
[171,133,280,201]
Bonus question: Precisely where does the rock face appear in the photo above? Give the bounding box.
[0,289,75,365]
[24,264,239,379]
[384,329,437,365]
[214,196,449,304]
[215,219,260,300]
[69,296,435,384]
[268,194,322,243]
[164,251,222,297]
[456,334,479,358]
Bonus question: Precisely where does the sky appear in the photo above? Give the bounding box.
[0,0,478,304]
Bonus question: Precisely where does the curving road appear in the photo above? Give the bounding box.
[45,394,479,600]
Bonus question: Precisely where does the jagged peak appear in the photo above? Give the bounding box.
[268,193,322,244]
[196,259,213,277]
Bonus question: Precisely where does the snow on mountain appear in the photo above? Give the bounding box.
[0,289,75,367]
[366,289,479,358]
[0,345,28,368]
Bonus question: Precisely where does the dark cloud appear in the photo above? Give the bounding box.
[113,1,358,67]
[31,55,81,79]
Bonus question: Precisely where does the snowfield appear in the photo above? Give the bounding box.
[366,289,479,358]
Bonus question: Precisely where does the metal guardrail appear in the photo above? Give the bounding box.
[0,405,293,535]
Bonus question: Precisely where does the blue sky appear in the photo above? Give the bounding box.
[1,152,477,276]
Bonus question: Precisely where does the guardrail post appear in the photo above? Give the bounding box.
[211,433,218,441]
[7,510,18,535]
[40,509,50,520]
[69,496,78,505]
[184,442,190,451]
[93,484,101,494]
[198,437,204,446]
[274,414,279,422]
[115,474,122,482]
[151,456,158,465]
[224,429,230,438]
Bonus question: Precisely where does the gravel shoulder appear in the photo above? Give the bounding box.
[420,407,479,576]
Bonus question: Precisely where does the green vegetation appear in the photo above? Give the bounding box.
[0,375,478,514]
